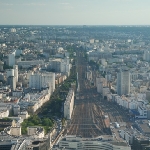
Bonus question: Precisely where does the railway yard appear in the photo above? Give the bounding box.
[67,51,131,138]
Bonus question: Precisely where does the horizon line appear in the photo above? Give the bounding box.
[0,24,150,27]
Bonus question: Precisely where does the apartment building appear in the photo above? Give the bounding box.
[64,89,74,120]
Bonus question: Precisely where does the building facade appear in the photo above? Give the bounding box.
[117,70,130,96]
[64,89,74,120]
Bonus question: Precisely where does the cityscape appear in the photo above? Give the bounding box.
[0,25,150,150]
[1,1,150,150]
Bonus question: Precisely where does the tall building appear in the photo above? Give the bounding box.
[143,50,150,61]
[7,76,16,91]
[8,52,15,67]
[0,61,4,71]
[13,65,18,82]
[7,69,14,78]
[117,69,130,96]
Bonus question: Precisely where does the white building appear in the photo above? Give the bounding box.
[64,89,74,120]
[90,39,94,43]
[86,71,92,81]
[10,28,16,32]
[13,65,18,82]
[143,50,150,61]
[53,135,131,150]
[61,57,71,74]
[102,87,110,98]
[19,89,51,113]
[117,69,130,96]
[29,74,41,89]
[17,60,44,68]
[7,69,14,78]
[136,106,147,119]
[41,73,55,92]
[48,57,71,75]
[8,52,15,67]
[119,129,134,145]
[29,72,55,93]
[0,109,9,118]
[96,77,107,94]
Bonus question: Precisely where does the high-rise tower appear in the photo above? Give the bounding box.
[117,69,130,96]
[13,65,18,82]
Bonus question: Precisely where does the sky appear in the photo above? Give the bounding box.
[0,0,150,25]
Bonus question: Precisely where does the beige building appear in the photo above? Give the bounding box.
[10,126,21,136]
[27,126,44,138]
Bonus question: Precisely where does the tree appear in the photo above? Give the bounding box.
[42,118,52,126]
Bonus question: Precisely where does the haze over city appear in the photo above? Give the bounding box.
[0,0,150,25]
[1,0,150,150]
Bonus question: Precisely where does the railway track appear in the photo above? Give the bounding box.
[67,51,110,137]
[67,50,129,138]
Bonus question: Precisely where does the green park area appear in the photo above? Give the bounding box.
[21,115,53,134]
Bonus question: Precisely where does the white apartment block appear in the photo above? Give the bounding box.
[29,74,41,89]
[48,57,71,74]
[64,89,74,120]
[29,72,55,93]
[96,77,107,94]
[119,129,134,145]
[17,60,44,68]
[19,89,51,113]
[41,73,55,92]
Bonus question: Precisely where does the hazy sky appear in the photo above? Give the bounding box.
[0,0,150,25]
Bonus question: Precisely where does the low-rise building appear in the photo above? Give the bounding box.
[17,60,44,68]
[27,126,44,138]
[0,109,9,118]
[10,126,21,136]
[53,135,131,150]
[18,111,30,120]
[0,118,16,127]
